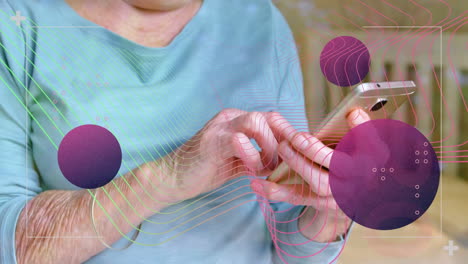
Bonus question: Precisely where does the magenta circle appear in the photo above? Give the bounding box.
[320,36,371,87]
[58,125,122,189]
[329,119,439,230]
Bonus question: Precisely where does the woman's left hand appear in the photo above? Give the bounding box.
[252,109,371,242]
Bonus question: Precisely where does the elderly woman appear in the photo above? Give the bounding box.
[0,0,368,263]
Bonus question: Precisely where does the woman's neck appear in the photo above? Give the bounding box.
[65,0,202,47]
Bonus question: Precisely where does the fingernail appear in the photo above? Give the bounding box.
[264,182,277,193]
[349,109,366,124]
[265,183,283,198]
[348,109,360,120]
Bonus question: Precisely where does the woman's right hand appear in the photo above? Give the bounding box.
[146,109,281,202]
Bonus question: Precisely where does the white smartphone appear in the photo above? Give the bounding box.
[268,81,417,184]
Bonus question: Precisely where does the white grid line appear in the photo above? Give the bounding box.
[361,26,444,239]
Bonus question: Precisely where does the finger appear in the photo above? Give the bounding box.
[288,134,334,169]
[345,109,390,164]
[231,132,263,172]
[268,162,305,184]
[263,112,297,142]
[216,131,263,174]
[277,141,332,196]
[252,179,337,210]
[346,108,370,128]
[230,112,278,170]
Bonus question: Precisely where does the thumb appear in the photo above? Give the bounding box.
[347,108,371,128]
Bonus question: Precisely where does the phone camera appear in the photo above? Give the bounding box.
[370,99,388,112]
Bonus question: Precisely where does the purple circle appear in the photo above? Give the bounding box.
[320,36,371,87]
[58,125,122,189]
[329,119,439,230]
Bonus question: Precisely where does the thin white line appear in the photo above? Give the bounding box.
[362,26,442,28]
[31,26,101,28]
[27,236,104,238]
[24,24,100,238]
[439,26,443,234]
[361,25,445,237]
[25,66,29,237]
[363,236,444,238]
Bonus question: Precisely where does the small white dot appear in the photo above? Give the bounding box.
[415,185,420,189]
[415,210,420,215]
[415,150,420,155]
[424,159,429,164]
[389,168,394,173]
[415,193,420,198]
[381,168,386,172]
[415,159,420,164]
[372,168,377,172]
[381,176,386,181]
[424,142,429,147]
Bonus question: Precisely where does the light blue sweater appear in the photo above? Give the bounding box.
[0,0,345,263]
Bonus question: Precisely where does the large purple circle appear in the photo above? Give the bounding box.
[58,125,122,189]
[320,36,371,87]
[329,119,439,230]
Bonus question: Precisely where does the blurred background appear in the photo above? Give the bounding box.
[275,0,467,263]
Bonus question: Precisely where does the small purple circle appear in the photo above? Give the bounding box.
[415,193,420,198]
[329,119,440,230]
[58,125,122,189]
[381,176,386,181]
[320,36,371,87]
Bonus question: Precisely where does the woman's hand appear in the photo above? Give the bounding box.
[148,108,280,202]
[252,109,371,242]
